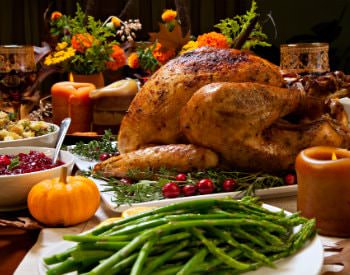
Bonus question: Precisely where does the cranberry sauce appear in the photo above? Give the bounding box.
[0,151,64,175]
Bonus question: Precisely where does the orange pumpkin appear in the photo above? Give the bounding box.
[28,168,100,227]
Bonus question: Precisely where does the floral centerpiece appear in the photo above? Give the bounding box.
[44,4,141,81]
[127,1,270,75]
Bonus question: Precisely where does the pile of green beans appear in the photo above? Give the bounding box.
[44,197,316,275]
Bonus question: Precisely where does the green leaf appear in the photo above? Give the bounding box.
[214,0,271,50]
[8,156,20,170]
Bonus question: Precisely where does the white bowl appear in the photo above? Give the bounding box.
[0,147,75,211]
[0,122,59,148]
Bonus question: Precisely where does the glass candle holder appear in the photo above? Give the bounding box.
[280,43,329,74]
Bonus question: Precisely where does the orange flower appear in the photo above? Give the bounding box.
[106,45,126,70]
[51,11,62,21]
[152,43,176,64]
[127,53,139,69]
[71,33,94,53]
[111,16,121,28]
[161,9,177,22]
[197,32,230,49]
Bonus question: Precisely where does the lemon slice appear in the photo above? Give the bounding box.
[122,206,156,218]
[99,217,123,226]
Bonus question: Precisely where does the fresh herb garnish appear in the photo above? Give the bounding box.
[87,167,284,206]
[8,156,20,170]
[70,130,117,161]
[215,0,271,49]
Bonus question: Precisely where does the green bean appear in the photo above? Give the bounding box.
[131,239,155,275]
[104,253,138,275]
[71,250,114,262]
[176,248,208,275]
[208,227,273,267]
[192,228,250,271]
[63,234,134,242]
[77,242,128,251]
[143,240,189,275]
[46,257,79,275]
[44,197,316,275]
[44,246,77,265]
[152,265,183,275]
[158,232,191,245]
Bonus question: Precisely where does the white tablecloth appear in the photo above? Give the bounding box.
[14,196,344,275]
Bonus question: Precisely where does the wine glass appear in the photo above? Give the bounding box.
[0,45,37,120]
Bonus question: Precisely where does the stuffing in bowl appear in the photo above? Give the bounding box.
[0,111,59,148]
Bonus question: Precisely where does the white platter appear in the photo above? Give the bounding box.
[92,177,297,212]
[71,148,297,212]
[38,204,323,275]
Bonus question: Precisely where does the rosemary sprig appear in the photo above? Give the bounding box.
[87,168,284,206]
[69,130,117,161]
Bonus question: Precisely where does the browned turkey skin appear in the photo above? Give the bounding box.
[94,47,350,176]
[118,47,284,154]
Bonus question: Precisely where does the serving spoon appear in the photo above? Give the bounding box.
[52,117,71,164]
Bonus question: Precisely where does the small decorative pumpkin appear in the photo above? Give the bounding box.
[28,167,100,227]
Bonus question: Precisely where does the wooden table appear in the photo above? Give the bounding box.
[0,227,39,275]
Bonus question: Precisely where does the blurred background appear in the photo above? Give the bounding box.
[1,0,349,72]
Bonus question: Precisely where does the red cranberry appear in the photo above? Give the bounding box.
[0,155,10,166]
[222,179,236,192]
[196,179,214,194]
[175,173,187,181]
[182,184,196,196]
[120,178,133,185]
[284,174,296,185]
[99,153,111,161]
[0,151,64,175]
[162,182,181,198]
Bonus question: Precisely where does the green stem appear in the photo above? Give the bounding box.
[144,240,189,275]
[176,248,208,275]
[191,228,250,271]
[131,239,155,275]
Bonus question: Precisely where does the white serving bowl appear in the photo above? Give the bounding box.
[0,122,59,148]
[0,147,75,211]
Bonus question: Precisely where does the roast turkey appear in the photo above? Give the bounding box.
[95,47,350,176]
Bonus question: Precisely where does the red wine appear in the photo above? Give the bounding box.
[0,70,37,104]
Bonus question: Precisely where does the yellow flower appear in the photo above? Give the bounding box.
[112,16,121,28]
[127,52,139,69]
[180,40,199,55]
[44,47,76,66]
[56,42,68,51]
[161,9,177,22]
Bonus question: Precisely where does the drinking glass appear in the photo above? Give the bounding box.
[0,45,37,120]
[280,43,329,75]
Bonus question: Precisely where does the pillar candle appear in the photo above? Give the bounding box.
[51,82,95,134]
[296,146,350,237]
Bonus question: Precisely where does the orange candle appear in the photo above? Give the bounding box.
[296,146,350,237]
[51,82,95,133]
